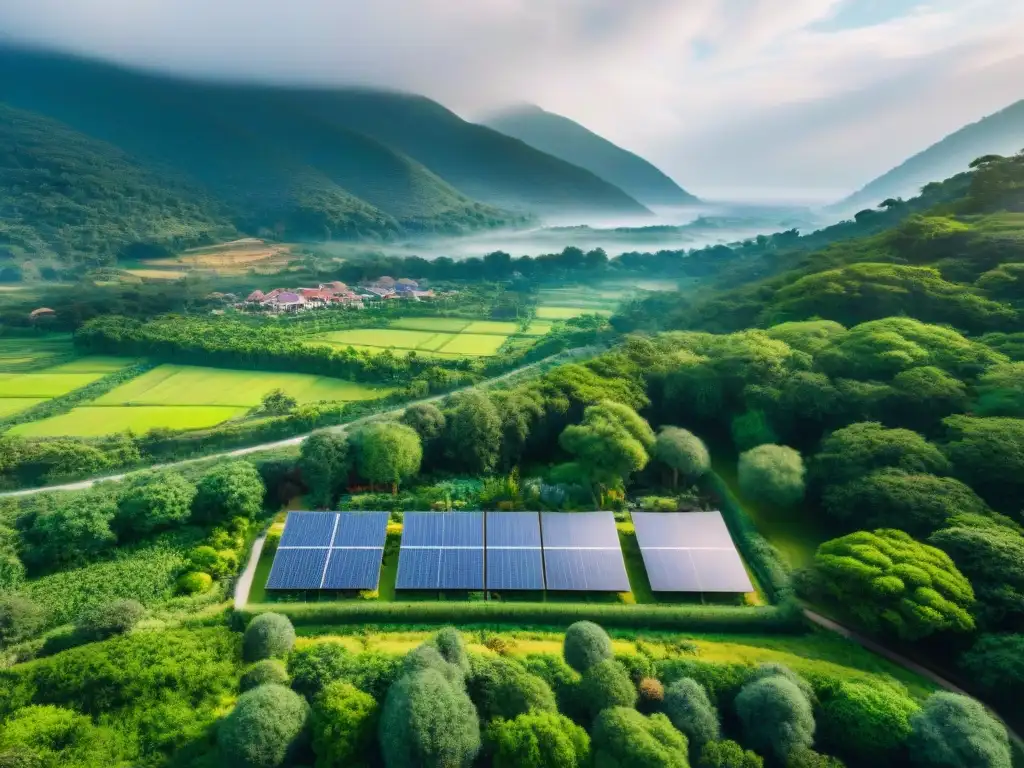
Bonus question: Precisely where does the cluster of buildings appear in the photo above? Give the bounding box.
[244,277,437,313]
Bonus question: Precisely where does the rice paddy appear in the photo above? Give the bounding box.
[0,372,109,398]
[0,337,78,372]
[94,365,393,408]
[9,405,249,438]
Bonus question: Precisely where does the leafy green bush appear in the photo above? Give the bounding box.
[591,707,689,768]
[0,596,46,649]
[653,426,711,487]
[401,645,465,687]
[243,613,296,662]
[745,664,815,703]
[240,660,289,693]
[487,711,590,768]
[664,678,720,753]
[379,668,480,768]
[960,634,1024,704]
[218,684,310,768]
[115,470,196,536]
[176,571,213,595]
[697,740,763,768]
[802,529,975,640]
[311,681,378,768]
[908,693,1010,768]
[817,681,917,765]
[288,643,351,699]
[578,659,637,720]
[434,627,470,676]
[467,654,556,721]
[563,620,613,672]
[738,445,805,507]
[75,599,145,640]
[735,676,814,763]
[0,704,125,767]
[192,461,265,524]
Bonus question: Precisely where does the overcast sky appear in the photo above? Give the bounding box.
[2,0,1023,202]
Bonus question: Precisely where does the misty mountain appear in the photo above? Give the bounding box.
[0,48,650,263]
[833,99,1024,212]
[483,104,698,207]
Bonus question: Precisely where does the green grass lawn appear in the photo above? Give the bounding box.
[712,454,827,569]
[9,405,249,437]
[92,364,392,408]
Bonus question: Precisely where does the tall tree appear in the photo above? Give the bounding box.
[653,426,710,488]
[355,422,422,494]
[442,391,502,474]
[298,432,349,508]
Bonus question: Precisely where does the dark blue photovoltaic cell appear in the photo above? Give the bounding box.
[486,511,541,547]
[541,511,619,548]
[439,548,484,590]
[401,513,445,547]
[486,548,544,590]
[279,512,338,547]
[266,548,329,589]
[632,511,735,549]
[334,511,389,548]
[641,549,700,592]
[395,547,441,589]
[442,512,484,547]
[543,548,630,591]
[689,548,754,593]
[321,548,385,590]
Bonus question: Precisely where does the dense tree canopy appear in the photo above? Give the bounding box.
[298,432,349,509]
[941,416,1024,515]
[311,681,379,768]
[974,362,1024,417]
[817,681,917,765]
[486,711,591,768]
[810,422,949,491]
[22,492,116,571]
[960,634,1024,705]
[696,740,763,768]
[559,400,654,501]
[804,529,975,640]
[115,471,196,536]
[467,655,556,721]
[401,403,446,441]
[734,676,814,763]
[908,693,1010,768]
[591,708,690,768]
[354,422,422,492]
[192,461,265,523]
[218,684,310,768]
[441,391,502,475]
[663,678,720,753]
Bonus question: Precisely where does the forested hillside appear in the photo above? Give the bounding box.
[834,99,1024,212]
[0,46,649,266]
[484,104,699,207]
[0,105,234,265]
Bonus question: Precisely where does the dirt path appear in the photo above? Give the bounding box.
[804,608,1024,752]
[0,347,596,498]
[234,534,266,610]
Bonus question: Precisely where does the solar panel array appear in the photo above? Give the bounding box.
[486,511,544,590]
[266,511,389,591]
[395,511,485,590]
[631,511,754,593]
[540,511,630,591]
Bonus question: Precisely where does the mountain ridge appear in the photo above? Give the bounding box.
[483,103,698,207]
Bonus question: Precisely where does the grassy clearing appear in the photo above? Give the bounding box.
[93,364,392,408]
[436,333,507,356]
[713,454,826,569]
[9,405,248,437]
[0,398,45,418]
[0,372,107,397]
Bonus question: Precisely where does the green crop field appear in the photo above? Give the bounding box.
[535,305,613,319]
[315,328,450,350]
[0,372,107,398]
[45,356,139,373]
[387,317,472,333]
[9,405,248,437]
[0,336,78,372]
[435,333,508,356]
[93,365,393,408]
[460,320,520,335]
[520,320,553,336]
[0,398,45,418]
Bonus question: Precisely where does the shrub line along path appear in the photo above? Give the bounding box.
[0,346,598,498]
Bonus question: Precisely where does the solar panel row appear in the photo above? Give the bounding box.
[632,511,753,593]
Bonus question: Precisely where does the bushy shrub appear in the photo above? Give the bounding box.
[0,596,47,648]
[578,660,638,720]
[735,676,814,763]
[218,684,310,768]
[193,461,265,524]
[698,740,764,768]
[522,654,583,720]
[487,711,590,768]
[664,678,720,752]
[908,692,1010,768]
[401,644,464,687]
[467,654,557,721]
[240,660,289,693]
[311,681,378,768]
[738,445,805,507]
[786,749,846,767]
[615,651,654,685]
[0,704,124,766]
[116,471,196,536]
[591,707,689,768]
[960,634,1024,704]
[243,613,296,662]
[288,643,350,699]
[434,627,470,676]
[638,677,665,711]
[563,620,613,672]
[379,668,480,768]
[745,664,815,703]
[817,681,917,764]
[176,571,214,595]
[75,599,145,640]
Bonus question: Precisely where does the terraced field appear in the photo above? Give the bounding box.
[0,336,78,372]
[9,405,247,438]
[0,355,142,423]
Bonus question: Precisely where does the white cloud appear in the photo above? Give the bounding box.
[1,0,1022,202]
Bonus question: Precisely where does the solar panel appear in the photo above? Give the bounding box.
[486,548,545,591]
[334,511,389,548]
[541,511,620,548]
[322,548,385,590]
[266,548,330,589]
[439,548,484,590]
[401,512,445,547]
[631,511,753,593]
[395,547,441,590]
[279,512,338,547]
[543,548,630,591]
[442,512,484,547]
[486,511,541,548]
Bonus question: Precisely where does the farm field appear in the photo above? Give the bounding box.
[141,238,294,274]
[123,269,188,281]
[0,398,45,418]
[94,364,393,408]
[0,372,108,398]
[9,405,248,438]
[0,336,77,372]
